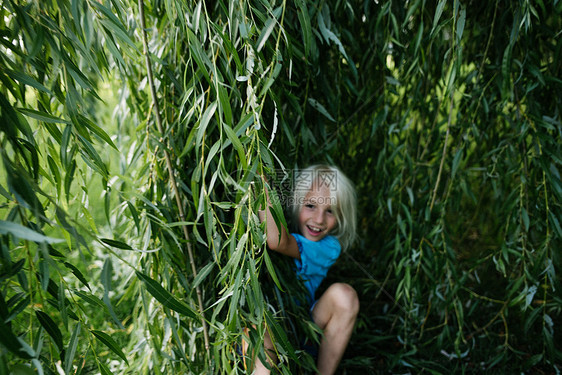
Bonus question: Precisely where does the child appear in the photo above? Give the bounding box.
[256,164,359,375]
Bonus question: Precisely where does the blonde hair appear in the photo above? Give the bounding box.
[290,164,357,250]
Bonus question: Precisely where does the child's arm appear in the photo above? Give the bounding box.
[258,179,300,259]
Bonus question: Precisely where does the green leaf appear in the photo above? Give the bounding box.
[61,125,72,168]
[5,69,52,94]
[262,249,282,291]
[256,16,276,52]
[192,261,215,289]
[456,8,466,42]
[58,280,68,329]
[187,28,212,81]
[0,318,33,359]
[296,0,312,56]
[451,148,463,179]
[17,108,70,124]
[196,101,217,148]
[74,291,105,308]
[91,330,129,365]
[135,271,199,320]
[549,211,562,238]
[97,361,113,375]
[432,0,447,33]
[521,207,530,232]
[307,98,335,122]
[102,258,124,329]
[217,84,232,126]
[77,134,109,177]
[0,221,64,244]
[77,114,118,150]
[264,310,297,360]
[0,92,33,141]
[35,310,63,351]
[222,123,247,169]
[101,238,133,250]
[63,262,90,290]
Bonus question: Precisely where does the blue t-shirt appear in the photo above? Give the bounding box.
[292,233,342,304]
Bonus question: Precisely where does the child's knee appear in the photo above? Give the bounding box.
[329,283,360,316]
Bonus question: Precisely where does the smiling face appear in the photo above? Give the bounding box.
[297,183,338,242]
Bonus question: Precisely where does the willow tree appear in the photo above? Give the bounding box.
[1,0,329,373]
[1,0,561,374]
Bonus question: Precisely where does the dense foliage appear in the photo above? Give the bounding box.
[1,0,560,374]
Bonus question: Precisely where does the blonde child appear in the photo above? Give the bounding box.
[256,164,359,375]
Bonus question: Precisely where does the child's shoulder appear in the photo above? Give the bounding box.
[291,233,340,249]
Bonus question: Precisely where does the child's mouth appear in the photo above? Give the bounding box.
[306,225,324,236]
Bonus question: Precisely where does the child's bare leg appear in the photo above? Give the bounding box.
[311,283,359,375]
[244,327,277,375]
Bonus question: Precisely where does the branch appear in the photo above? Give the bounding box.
[138,0,210,357]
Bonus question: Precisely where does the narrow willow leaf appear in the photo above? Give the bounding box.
[102,258,124,329]
[256,16,276,52]
[451,149,463,179]
[456,8,466,43]
[91,330,129,365]
[227,268,243,324]
[224,232,247,272]
[264,310,296,360]
[74,291,104,308]
[6,295,30,323]
[0,221,64,244]
[1,259,25,280]
[192,261,215,289]
[126,201,140,231]
[98,18,139,53]
[307,98,335,122]
[521,207,530,232]
[97,360,113,375]
[187,28,212,81]
[63,262,90,290]
[58,279,68,329]
[47,156,61,194]
[101,238,133,250]
[295,0,312,56]
[222,123,247,169]
[5,69,52,94]
[35,310,63,351]
[90,1,133,44]
[64,160,77,202]
[77,114,118,150]
[501,45,512,98]
[196,101,217,148]
[163,312,189,365]
[135,271,199,320]
[71,0,80,32]
[0,93,32,140]
[77,134,108,177]
[0,318,32,359]
[524,285,537,309]
[432,0,447,33]
[262,249,282,291]
[204,142,221,175]
[103,32,127,69]
[217,84,232,126]
[317,10,353,70]
[549,211,562,238]
[61,125,72,168]
[17,108,70,124]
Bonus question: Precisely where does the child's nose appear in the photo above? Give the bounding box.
[314,210,325,224]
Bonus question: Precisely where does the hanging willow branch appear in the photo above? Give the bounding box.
[137,0,210,357]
